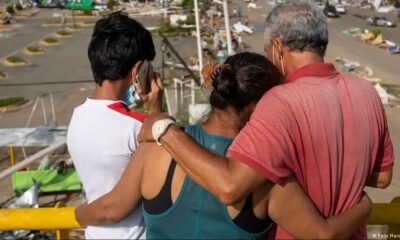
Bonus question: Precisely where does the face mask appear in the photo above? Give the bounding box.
[124,85,140,107]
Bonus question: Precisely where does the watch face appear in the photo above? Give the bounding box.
[156,124,164,134]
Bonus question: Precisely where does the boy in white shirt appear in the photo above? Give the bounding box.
[67,12,162,239]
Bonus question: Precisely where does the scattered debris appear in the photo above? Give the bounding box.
[232,21,253,34]
[343,27,400,56]
[341,27,362,37]
[334,57,379,82]
[7,181,39,208]
[374,83,399,104]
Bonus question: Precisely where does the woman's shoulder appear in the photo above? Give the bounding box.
[184,125,200,134]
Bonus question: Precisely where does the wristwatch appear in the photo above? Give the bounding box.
[152,119,176,146]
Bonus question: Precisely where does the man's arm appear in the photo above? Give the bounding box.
[74,144,147,226]
[268,177,372,239]
[143,122,266,205]
[138,92,294,205]
[367,98,394,189]
[367,170,392,188]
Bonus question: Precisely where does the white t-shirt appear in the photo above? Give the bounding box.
[67,98,146,239]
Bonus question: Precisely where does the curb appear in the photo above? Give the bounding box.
[23,48,47,56]
[55,33,72,38]
[65,27,83,32]
[40,40,60,46]
[42,21,94,27]
[0,99,33,113]
[66,15,98,19]
[78,22,95,27]
[2,59,30,67]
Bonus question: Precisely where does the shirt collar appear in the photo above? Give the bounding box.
[285,63,338,83]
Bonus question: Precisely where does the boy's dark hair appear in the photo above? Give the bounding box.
[210,52,282,113]
[88,12,155,86]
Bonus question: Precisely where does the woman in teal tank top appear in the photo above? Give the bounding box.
[75,52,372,239]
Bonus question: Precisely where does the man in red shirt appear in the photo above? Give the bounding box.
[138,2,394,239]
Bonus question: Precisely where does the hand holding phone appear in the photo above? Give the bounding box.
[135,60,152,95]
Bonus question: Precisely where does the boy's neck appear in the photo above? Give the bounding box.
[92,80,127,101]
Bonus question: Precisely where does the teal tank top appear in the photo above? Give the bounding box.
[143,125,272,239]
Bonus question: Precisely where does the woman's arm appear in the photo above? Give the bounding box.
[267,177,372,239]
[75,144,152,227]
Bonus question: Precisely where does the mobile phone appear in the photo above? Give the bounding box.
[136,60,152,94]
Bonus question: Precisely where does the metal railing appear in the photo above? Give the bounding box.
[0,198,399,239]
[0,202,81,240]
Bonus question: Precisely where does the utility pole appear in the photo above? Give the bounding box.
[194,0,203,82]
[222,0,233,55]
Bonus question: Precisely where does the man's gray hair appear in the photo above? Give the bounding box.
[264,0,329,56]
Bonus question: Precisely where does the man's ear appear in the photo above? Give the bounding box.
[131,60,142,83]
[271,38,284,58]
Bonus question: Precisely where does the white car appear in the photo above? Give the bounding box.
[335,4,346,14]
[366,16,396,27]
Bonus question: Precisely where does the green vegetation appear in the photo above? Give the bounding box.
[185,14,195,25]
[176,13,196,26]
[83,10,93,16]
[370,27,382,38]
[56,30,72,36]
[0,97,26,108]
[180,0,194,11]
[43,37,58,43]
[156,20,192,37]
[15,3,23,11]
[107,0,118,10]
[6,5,14,14]
[26,46,45,53]
[195,89,209,104]
[6,56,27,63]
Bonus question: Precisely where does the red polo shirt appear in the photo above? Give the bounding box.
[227,63,394,239]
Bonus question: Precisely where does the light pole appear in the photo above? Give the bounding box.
[222,0,233,55]
[194,0,203,82]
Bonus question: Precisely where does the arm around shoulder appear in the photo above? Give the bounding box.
[267,177,372,239]
[74,143,147,226]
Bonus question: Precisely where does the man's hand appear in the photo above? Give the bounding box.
[138,113,175,143]
[359,192,373,219]
[136,72,164,114]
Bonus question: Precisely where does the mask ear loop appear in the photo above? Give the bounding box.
[272,45,275,65]
[277,45,285,77]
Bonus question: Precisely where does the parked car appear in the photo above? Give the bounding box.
[366,16,396,27]
[335,4,346,14]
[324,4,339,18]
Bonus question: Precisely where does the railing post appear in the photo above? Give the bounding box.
[55,202,69,240]
[9,145,15,166]
[388,197,400,240]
